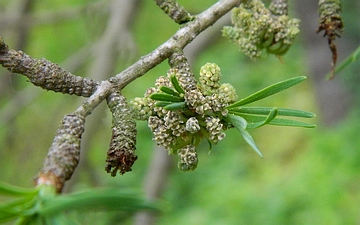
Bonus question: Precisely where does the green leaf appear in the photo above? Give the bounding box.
[155,101,172,107]
[225,113,247,129]
[206,139,213,151]
[0,208,19,222]
[267,117,316,128]
[42,215,76,225]
[163,102,187,111]
[326,45,360,80]
[16,214,41,225]
[260,31,274,48]
[0,189,39,223]
[0,199,36,222]
[228,107,316,118]
[266,40,284,53]
[38,189,164,216]
[238,128,263,158]
[149,93,183,102]
[225,114,263,157]
[226,76,307,108]
[160,86,180,97]
[154,101,187,110]
[0,182,38,197]
[170,75,185,94]
[0,196,35,211]
[231,112,316,129]
[248,107,278,128]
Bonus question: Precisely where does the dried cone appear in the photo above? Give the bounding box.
[36,113,85,192]
[106,91,137,176]
[317,0,343,78]
[0,37,99,97]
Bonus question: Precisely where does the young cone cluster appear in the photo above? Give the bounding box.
[222,0,299,59]
[129,56,237,171]
[130,54,316,170]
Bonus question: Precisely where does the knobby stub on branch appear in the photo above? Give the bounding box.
[155,0,193,24]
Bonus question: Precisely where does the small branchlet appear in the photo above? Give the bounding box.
[222,0,299,59]
[168,51,197,91]
[0,37,99,97]
[35,113,85,193]
[154,0,193,24]
[316,0,343,79]
[106,91,137,176]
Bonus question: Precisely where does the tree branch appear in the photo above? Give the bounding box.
[0,0,242,191]
[0,0,240,102]
[109,0,241,89]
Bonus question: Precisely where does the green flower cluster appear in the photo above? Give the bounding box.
[129,62,237,171]
[222,0,300,59]
[129,56,315,172]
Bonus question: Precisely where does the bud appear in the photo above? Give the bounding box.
[199,63,221,89]
[185,117,200,134]
[205,116,226,144]
[177,145,198,171]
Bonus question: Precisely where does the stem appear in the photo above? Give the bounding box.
[76,0,241,121]
[109,0,241,90]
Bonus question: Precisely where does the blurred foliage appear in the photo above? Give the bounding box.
[0,0,360,224]
[0,183,163,224]
[157,109,360,225]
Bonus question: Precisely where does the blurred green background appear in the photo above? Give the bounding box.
[1,0,360,224]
